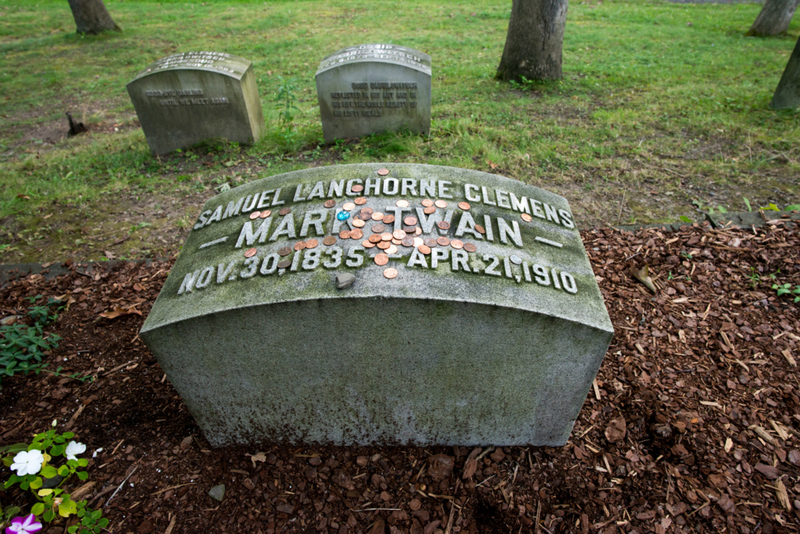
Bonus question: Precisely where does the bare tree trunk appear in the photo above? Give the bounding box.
[67,0,121,34]
[771,36,800,109]
[746,0,799,36]
[496,0,568,82]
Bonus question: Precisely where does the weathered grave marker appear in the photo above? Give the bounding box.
[127,51,265,155]
[140,164,613,447]
[315,44,431,143]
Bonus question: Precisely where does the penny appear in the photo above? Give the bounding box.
[475,224,486,234]
[377,241,390,250]
[279,207,291,216]
[324,199,336,208]
[401,237,415,247]
[510,254,523,265]
[362,240,376,248]
[437,237,450,247]
[521,213,533,223]
[418,245,431,255]
[372,223,386,233]
[371,212,384,221]
[277,259,291,269]
[450,239,464,249]
[260,210,271,219]
[305,239,319,249]
[423,206,436,215]
[413,237,424,247]
[375,253,389,266]
[249,211,261,220]
[396,199,409,208]
[403,225,416,234]
[377,168,390,176]
[368,234,382,244]
[294,241,306,251]
[380,232,393,241]
[339,230,351,239]
[354,197,367,205]
[437,221,450,230]
[464,243,477,253]
[424,238,438,247]
[360,212,372,220]
[383,268,398,279]
[323,236,337,246]
[435,200,447,208]
[404,216,418,226]
[350,229,363,239]
[352,218,365,228]
[392,238,402,245]
[352,184,364,192]
[278,246,292,256]
[343,202,355,211]
[386,245,398,255]
[415,228,422,236]
[458,202,471,211]
[382,214,395,224]
[421,199,433,207]
[360,207,374,216]
[392,229,406,240]
[244,247,257,258]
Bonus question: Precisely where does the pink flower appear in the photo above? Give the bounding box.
[5,514,42,534]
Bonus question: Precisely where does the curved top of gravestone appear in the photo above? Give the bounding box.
[316,44,431,76]
[130,51,251,82]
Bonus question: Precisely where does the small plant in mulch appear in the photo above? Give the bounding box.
[1,422,108,534]
[773,282,800,303]
[0,297,63,385]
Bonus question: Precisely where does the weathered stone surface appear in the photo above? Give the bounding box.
[140,164,613,447]
[127,51,265,155]
[315,44,431,143]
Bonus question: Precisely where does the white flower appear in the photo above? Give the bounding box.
[10,450,44,476]
[65,441,86,461]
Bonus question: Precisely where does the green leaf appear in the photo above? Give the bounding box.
[31,502,45,516]
[679,216,692,223]
[30,476,43,490]
[43,509,55,522]
[58,465,70,476]
[77,458,88,467]
[63,432,75,439]
[41,465,58,478]
[67,527,78,534]
[76,470,89,481]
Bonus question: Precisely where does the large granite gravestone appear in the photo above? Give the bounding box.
[315,44,431,143]
[140,164,613,447]
[127,51,265,155]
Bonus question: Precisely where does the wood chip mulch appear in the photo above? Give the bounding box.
[1,221,799,534]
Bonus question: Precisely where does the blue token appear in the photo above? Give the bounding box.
[336,211,350,221]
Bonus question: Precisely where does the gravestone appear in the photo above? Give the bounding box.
[127,51,265,155]
[315,44,431,143]
[140,164,613,447]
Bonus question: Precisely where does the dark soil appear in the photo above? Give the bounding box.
[1,221,799,534]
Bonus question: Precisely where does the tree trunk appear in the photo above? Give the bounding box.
[67,0,121,34]
[746,0,799,36]
[771,36,800,109]
[496,0,568,82]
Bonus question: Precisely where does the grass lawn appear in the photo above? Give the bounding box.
[0,0,798,262]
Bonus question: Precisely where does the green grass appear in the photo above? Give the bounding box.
[0,0,798,261]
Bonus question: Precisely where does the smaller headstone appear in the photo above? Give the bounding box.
[127,51,265,155]
[315,44,431,143]
[208,484,225,501]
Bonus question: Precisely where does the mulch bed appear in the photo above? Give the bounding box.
[1,221,799,534]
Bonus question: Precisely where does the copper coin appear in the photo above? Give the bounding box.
[386,244,398,255]
[403,226,416,234]
[423,206,436,215]
[396,199,409,208]
[392,238,402,245]
[368,234,382,244]
[342,202,355,211]
[421,199,433,207]
[360,212,372,220]
[324,199,336,208]
[437,237,450,247]
[380,232,393,242]
[360,207,374,216]
[424,238,438,247]
[305,239,319,249]
[277,259,291,269]
[372,223,386,233]
[362,240,376,248]
[413,237,424,247]
[521,213,533,222]
[382,214,395,224]
[244,247,257,258]
[323,236,337,246]
[260,210,271,219]
[464,243,477,253]
[415,228,422,236]
[418,245,431,255]
[458,202,471,211]
[339,230,351,239]
[437,221,451,230]
[383,267,398,279]
[352,184,364,193]
[279,207,291,216]
[249,211,261,220]
[475,224,486,234]
[354,196,367,205]
[402,237,414,247]
[377,241,391,250]
[375,253,389,266]
[352,218,365,228]
[294,241,306,251]
[435,200,447,209]
[450,239,464,249]
[392,229,406,240]
[371,212,384,221]
[404,216,418,226]
[278,246,292,256]
[350,229,363,239]
[377,168,390,176]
